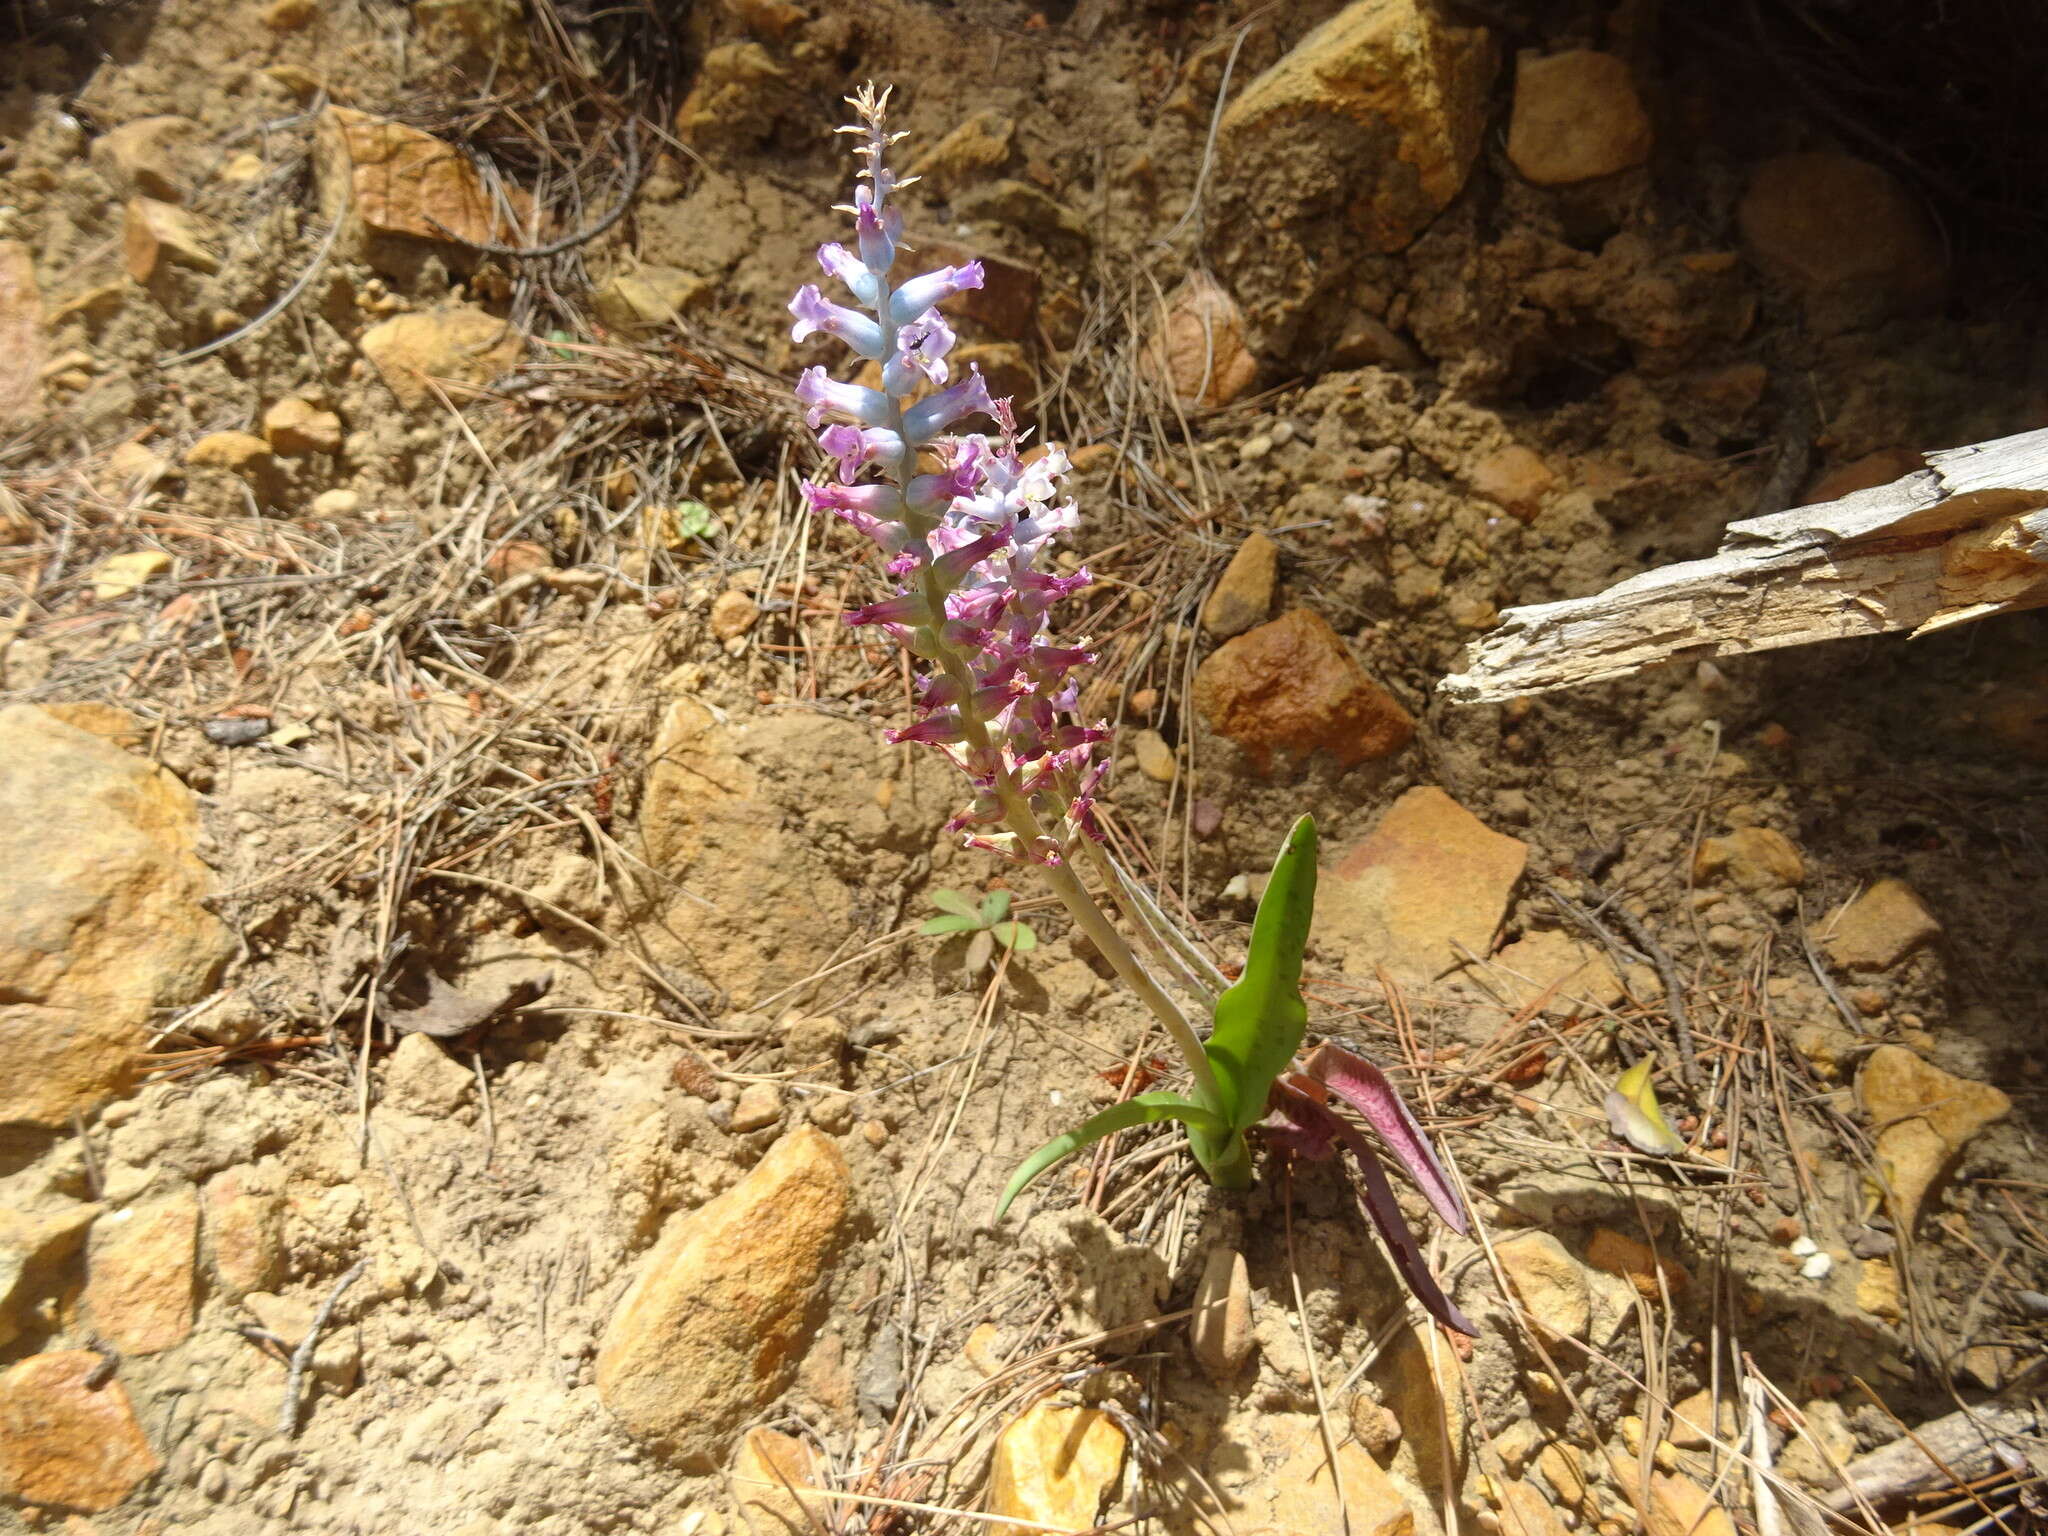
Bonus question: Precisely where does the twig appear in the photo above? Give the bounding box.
[161,216,343,368]
[1585,880,1699,1088]
[429,124,649,259]
[278,1257,367,1438]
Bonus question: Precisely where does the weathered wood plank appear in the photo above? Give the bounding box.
[1439,427,2048,705]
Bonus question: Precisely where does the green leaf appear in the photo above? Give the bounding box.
[928,889,979,921]
[1204,814,1318,1132]
[996,1092,1227,1221]
[674,500,718,541]
[919,913,981,936]
[991,921,1036,953]
[979,889,1012,926]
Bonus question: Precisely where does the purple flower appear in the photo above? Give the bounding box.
[890,261,984,321]
[789,285,885,357]
[796,369,890,430]
[789,87,1107,867]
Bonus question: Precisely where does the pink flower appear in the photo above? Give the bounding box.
[790,285,884,357]
[889,261,984,322]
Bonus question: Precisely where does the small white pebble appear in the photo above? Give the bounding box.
[1270,420,1297,446]
[1221,873,1250,900]
[1801,1252,1833,1280]
[1238,433,1274,464]
[1048,1089,1063,1107]
[1789,1236,1818,1257]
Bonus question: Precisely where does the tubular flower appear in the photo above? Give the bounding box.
[789,86,1104,865]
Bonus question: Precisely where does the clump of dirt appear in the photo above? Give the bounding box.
[3,2,2047,1535]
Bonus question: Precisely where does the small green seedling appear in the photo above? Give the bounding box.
[921,888,1038,979]
[674,501,719,543]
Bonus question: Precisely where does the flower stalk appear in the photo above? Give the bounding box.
[789,86,1223,1118]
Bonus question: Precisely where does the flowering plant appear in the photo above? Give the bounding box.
[789,87,1474,1333]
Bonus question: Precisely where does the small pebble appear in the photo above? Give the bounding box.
[1238,433,1273,463]
[1789,1236,1818,1258]
[1191,799,1223,839]
[1801,1252,1834,1280]
[2014,1289,2048,1317]
[202,716,271,746]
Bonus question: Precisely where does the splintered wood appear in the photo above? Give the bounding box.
[1440,427,2048,704]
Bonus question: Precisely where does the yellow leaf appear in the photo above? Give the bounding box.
[1605,1053,1685,1156]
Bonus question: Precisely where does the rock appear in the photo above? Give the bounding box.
[1507,50,1652,185]
[202,1168,284,1300]
[1738,154,1943,326]
[919,239,1041,341]
[709,589,759,641]
[952,180,1090,247]
[1218,0,1494,255]
[1693,827,1804,892]
[311,488,362,518]
[1131,729,1177,785]
[1468,445,1556,521]
[263,0,315,27]
[359,306,523,411]
[1857,1045,2009,1230]
[0,241,45,429]
[84,1189,198,1355]
[382,1032,473,1116]
[1374,1320,1467,1496]
[0,1200,97,1348]
[673,41,793,151]
[987,1402,1126,1536]
[1805,447,1922,504]
[1194,608,1414,773]
[1315,786,1527,986]
[122,197,220,283]
[314,107,506,247]
[1481,928,1624,1016]
[1267,1435,1415,1536]
[1537,1441,1588,1506]
[1585,1228,1689,1302]
[1201,530,1279,638]
[641,698,753,869]
[731,1428,822,1536]
[185,430,274,476]
[907,110,1015,195]
[596,1126,850,1468]
[262,398,343,456]
[1352,1392,1402,1454]
[90,116,201,202]
[416,0,530,67]
[1776,1399,1856,1488]
[729,1082,783,1133]
[1496,1479,1575,1536]
[90,550,171,601]
[1822,879,1940,971]
[0,706,231,1128]
[1642,1472,1737,1536]
[1857,1257,1903,1323]
[1667,1389,1735,1450]
[0,1352,160,1513]
[1494,1231,1590,1340]
[1189,1246,1252,1381]
[1140,272,1258,412]
[590,267,711,334]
